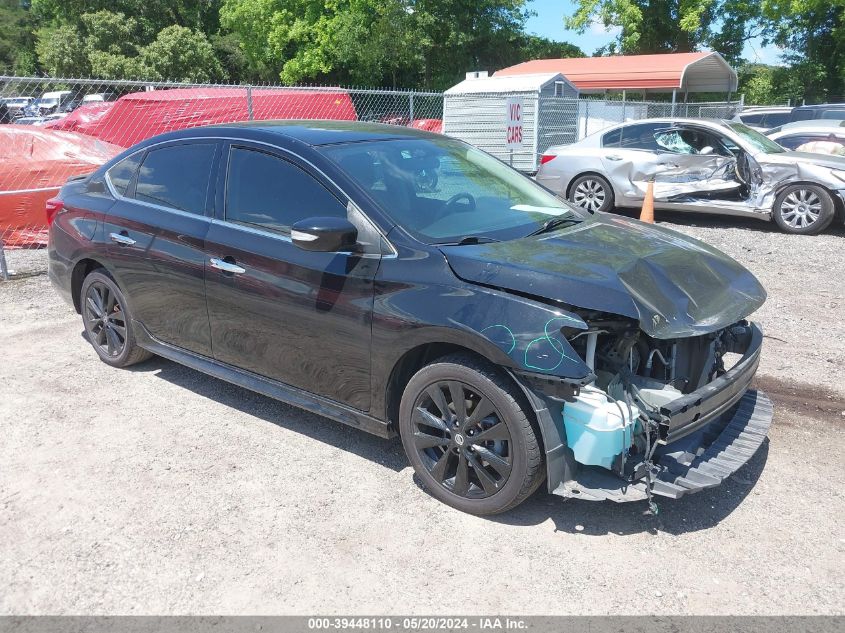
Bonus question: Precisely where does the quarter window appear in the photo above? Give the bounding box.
[107,153,142,195]
[134,143,216,214]
[225,147,347,233]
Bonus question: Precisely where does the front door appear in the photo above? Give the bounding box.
[101,141,219,356]
[204,143,379,411]
[649,126,740,199]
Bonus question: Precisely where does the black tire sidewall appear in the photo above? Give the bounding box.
[80,270,139,367]
[399,360,537,515]
[569,174,615,213]
[773,184,835,235]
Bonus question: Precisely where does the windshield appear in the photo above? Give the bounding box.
[727,122,786,154]
[322,137,580,244]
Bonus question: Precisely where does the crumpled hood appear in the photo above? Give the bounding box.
[440,215,766,339]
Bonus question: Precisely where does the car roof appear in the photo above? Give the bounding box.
[792,103,845,111]
[738,107,792,113]
[205,119,441,146]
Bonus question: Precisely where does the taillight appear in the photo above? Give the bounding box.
[539,154,557,165]
[45,197,64,226]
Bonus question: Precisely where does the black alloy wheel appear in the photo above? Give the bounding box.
[84,280,127,358]
[399,354,545,515]
[80,270,152,368]
[411,380,513,499]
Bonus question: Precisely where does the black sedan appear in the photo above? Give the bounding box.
[48,121,772,515]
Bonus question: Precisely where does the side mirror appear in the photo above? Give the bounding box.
[291,217,358,252]
[699,146,715,156]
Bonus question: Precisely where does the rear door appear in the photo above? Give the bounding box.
[102,140,219,356]
[203,142,380,411]
[598,122,678,202]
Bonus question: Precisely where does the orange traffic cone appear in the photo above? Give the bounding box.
[640,178,655,223]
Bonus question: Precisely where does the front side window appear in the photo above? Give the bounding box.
[322,137,582,244]
[225,147,347,233]
[654,128,732,156]
[134,143,216,214]
[107,152,142,195]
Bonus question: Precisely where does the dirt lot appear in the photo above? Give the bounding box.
[1,214,843,615]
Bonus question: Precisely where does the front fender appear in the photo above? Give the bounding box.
[374,278,591,383]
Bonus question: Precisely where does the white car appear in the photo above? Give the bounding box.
[536,117,845,235]
[765,120,845,155]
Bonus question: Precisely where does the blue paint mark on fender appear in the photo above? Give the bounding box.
[480,324,517,354]
[524,317,582,372]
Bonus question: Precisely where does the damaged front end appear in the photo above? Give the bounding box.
[520,315,771,506]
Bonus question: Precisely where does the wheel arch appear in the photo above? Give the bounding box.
[384,341,576,499]
[70,257,109,313]
[771,180,843,225]
[385,342,504,433]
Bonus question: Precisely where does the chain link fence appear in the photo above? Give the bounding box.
[0,75,444,278]
[0,74,743,280]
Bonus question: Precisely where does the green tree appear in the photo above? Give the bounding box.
[35,23,90,76]
[737,63,807,104]
[140,25,226,82]
[565,0,763,61]
[0,0,37,73]
[760,0,845,102]
[220,0,532,88]
[514,35,585,61]
[31,1,224,40]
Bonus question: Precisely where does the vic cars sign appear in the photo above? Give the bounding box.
[505,97,524,150]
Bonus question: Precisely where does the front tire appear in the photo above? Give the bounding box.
[399,354,545,515]
[772,184,835,235]
[80,270,152,368]
[569,174,614,213]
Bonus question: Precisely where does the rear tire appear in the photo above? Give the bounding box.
[772,184,835,235]
[569,174,614,213]
[80,270,152,368]
[399,353,545,515]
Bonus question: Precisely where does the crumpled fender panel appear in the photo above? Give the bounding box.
[373,277,591,382]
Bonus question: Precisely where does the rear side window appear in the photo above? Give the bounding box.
[225,147,347,233]
[779,134,845,152]
[605,123,669,151]
[134,143,216,215]
[602,128,622,147]
[759,112,791,127]
[739,113,763,125]
[107,153,142,195]
[820,110,845,120]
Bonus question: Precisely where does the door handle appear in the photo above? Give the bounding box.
[209,258,246,274]
[606,154,623,161]
[109,232,136,246]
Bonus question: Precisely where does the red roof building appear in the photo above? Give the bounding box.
[495,52,737,95]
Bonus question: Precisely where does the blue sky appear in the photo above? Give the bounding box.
[526,0,782,64]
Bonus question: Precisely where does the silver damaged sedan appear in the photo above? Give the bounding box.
[536,118,845,234]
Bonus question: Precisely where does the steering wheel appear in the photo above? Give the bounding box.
[442,192,476,214]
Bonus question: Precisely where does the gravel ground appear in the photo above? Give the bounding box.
[1,215,843,615]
